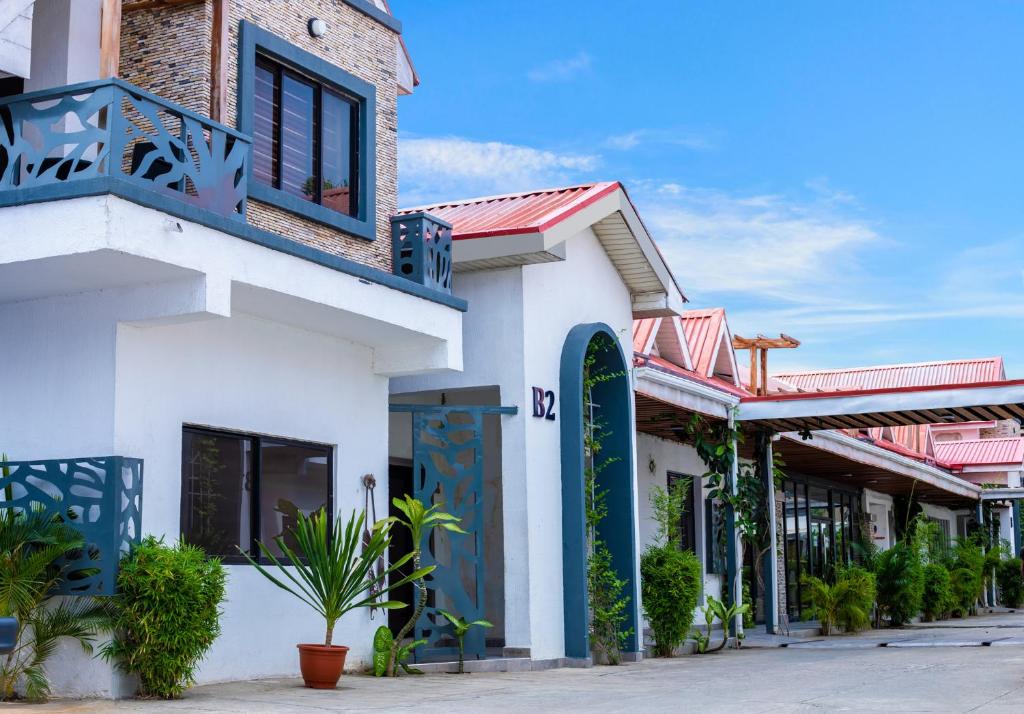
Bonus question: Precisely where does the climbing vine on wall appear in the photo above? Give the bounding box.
[685,412,784,607]
[583,334,632,664]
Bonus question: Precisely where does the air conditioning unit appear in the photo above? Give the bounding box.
[869,503,889,541]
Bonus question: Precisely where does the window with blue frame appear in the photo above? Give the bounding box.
[239,22,376,240]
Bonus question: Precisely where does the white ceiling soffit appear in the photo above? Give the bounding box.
[0,0,34,80]
[453,188,685,318]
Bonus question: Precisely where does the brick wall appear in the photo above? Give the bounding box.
[119,0,398,272]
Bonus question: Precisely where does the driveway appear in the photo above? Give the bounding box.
[15,612,1024,713]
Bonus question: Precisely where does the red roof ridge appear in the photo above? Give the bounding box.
[399,181,616,214]
[776,356,1004,377]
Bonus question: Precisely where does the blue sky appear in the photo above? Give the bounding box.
[391,1,1024,377]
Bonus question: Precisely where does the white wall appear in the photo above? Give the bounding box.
[635,432,723,616]
[112,313,387,686]
[391,226,637,660]
[519,227,636,659]
[26,0,101,91]
[1,286,404,696]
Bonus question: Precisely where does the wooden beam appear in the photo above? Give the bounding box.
[100,0,122,78]
[749,346,757,395]
[210,0,229,122]
[733,334,801,350]
[123,0,204,12]
[759,348,768,397]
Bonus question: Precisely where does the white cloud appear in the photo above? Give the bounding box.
[526,52,592,82]
[399,136,598,206]
[603,129,715,152]
[631,182,880,305]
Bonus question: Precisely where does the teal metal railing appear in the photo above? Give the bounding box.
[0,78,249,219]
[0,456,143,596]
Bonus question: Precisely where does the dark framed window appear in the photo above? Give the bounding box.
[667,472,697,553]
[705,496,725,574]
[239,21,376,240]
[253,57,359,217]
[180,426,332,561]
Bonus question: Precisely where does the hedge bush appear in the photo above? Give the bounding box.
[101,537,226,698]
[874,542,923,626]
[640,545,701,657]
[920,563,953,621]
[836,566,876,633]
[949,567,980,616]
[996,558,1024,608]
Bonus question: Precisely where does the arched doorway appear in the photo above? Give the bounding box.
[560,322,639,659]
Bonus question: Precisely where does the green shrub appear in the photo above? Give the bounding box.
[996,558,1024,607]
[874,542,923,627]
[802,566,875,635]
[921,563,953,621]
[949,567,980,616]
[836,566,876,633]
[640,545,701,656]
[101,537,226,699]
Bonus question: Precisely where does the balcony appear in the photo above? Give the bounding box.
[0,78,249,220]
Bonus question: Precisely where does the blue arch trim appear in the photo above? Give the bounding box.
[560,322,639,659]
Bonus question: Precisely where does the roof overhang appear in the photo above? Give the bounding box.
[980,487,1024,502]
[778,431,982,505]
[452,184,686,318]
[737,380,1024,433]
[634,365,741,427]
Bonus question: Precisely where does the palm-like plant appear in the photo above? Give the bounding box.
[382,495,466,676]
[0,508,109,702]
[692,595,750,653]
[244,508,431,647]
[437,610,492,674]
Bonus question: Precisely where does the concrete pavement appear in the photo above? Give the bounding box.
[13,611,1024,713]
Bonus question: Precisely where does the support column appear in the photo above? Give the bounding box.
[1013,500,1022,559]
[725,411,743,637]
[976,501,988,608]
[759,431,779,634]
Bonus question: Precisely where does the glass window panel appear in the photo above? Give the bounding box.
[181,430,252,557]
[253,61,278,187]
[279,72,317,201]
[258,440,330,556]
[321,89,356,216]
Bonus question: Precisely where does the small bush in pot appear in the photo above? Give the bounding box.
[244,508,430,689]
[921,563,954,621]
[101,537,226,699]
[996,557,1024,607]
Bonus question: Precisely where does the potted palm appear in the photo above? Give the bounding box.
[244,508,430,689]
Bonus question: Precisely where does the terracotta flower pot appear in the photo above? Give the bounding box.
[297,643,350,689]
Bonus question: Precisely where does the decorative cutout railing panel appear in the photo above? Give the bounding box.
[0,456,143,596]
[0,79,249,219]
[391,212,453,294]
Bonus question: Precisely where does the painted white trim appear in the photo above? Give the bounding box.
[705,317,741,386]
[980,488,1024,501]
[738,383,1024,423]
[784,430,982,500]
[634,365,740,421]
[669,316,695,372]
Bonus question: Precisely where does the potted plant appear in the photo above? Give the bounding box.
[436,610,492,673]
[244,508,430,689]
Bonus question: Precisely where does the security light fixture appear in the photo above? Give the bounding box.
[308,18,327,37]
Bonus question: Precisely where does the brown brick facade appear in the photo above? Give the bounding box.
[120,0,398,271]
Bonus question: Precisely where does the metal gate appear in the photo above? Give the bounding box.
[390,404,516,662]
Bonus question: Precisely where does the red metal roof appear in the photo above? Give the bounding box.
[775,358,1006,392]
[933,438,1024,468]
[636,354,750,398]
[632,318,658,355]
[399,182,620,240]
[680,308,727,378]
